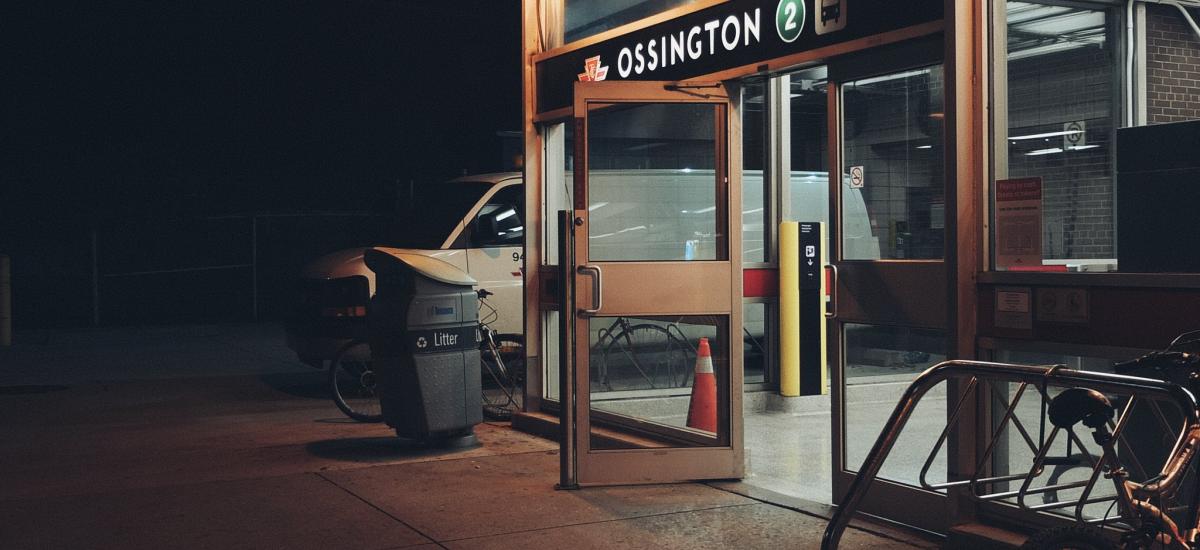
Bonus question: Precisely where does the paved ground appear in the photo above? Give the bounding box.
[0,323,936,549]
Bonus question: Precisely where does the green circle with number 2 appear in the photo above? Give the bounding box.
[776,0,806,43]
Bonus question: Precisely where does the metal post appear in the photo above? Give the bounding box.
[556,211,578,490]
[0,254,11,347]
[91,228,100,326]
[251,216,258,321]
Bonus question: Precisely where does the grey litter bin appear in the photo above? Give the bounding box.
[364,248,482,444]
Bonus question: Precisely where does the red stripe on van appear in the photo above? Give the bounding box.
[743,269,778,298]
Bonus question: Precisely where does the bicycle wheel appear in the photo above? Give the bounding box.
[1020,525,1119,550]
[481,335,524,420]
[329,340,384,423]
[602,324,690,390]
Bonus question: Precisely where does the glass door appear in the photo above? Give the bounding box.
[828,60,952,530]
[566,81,743,484]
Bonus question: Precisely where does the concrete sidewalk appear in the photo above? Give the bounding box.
[0,324,935,549]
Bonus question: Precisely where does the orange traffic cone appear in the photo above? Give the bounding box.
[686,337,717,432]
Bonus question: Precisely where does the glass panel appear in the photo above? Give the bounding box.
[781,66,853,259]
[842,66,945,260]
[541,122,574,403]
[844,323,947,487]
[985,349,1193,521]
[542,123,574,266]
[587,102,723,261]
[588,315,728,449]
[544,310,561,401]
[565,0,699,44]
[743,80,767,263]
[743,302,768,385]
[997,2,1117,270]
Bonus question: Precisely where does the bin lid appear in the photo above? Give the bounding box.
[364,247,477,286]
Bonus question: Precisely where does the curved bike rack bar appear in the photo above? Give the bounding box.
[821,360,1199,550]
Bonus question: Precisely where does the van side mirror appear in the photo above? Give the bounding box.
[474,206,523,246]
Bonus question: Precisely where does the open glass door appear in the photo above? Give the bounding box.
[828,59,951,531]
[566,81,743,485]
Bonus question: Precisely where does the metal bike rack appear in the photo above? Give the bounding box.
[821,360,1200,549]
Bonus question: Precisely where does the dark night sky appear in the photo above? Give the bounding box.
[5,1,522,223]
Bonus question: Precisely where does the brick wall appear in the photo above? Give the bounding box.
[1146,4,1200,123]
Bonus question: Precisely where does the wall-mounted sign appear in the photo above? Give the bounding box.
[995,177,1043,270]
[1063,120,1086,150]
[994,287,1032,330]
[577,55,609,82]
[1036,287,1089,324]
[776,0,806,43]
[814,0,847,35]
[536,0,941,112]
[848,165,864,188]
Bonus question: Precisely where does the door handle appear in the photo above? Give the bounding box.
[825,264,838,319]
[577,265,602,317]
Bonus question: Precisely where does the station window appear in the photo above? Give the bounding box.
[563,0,699,44]
[842,66,943,260]
[990,1,1200,273]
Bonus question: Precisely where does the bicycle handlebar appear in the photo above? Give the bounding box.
[1112,351,1200,375]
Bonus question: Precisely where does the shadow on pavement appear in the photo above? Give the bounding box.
[258,371,328,400]
[305,436,480,463]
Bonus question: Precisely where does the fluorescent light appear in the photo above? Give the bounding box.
[588,202,609,212]
[743,208,764,214]
[849,68,931,87]
[1026,147,1063,156]
[495,208,516,222]
[1023,145,1099,156]
[915,145,932,149]
[590,225,646,240]
[692,206,716,214]
[625,142,667,151]
[1009,129,1082,141]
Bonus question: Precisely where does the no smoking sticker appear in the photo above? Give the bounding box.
[849,166,864,188]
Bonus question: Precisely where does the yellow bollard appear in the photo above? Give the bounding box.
[0,254,10,347]
[779,222,800,397]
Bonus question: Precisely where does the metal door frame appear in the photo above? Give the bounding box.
[826,39,953,532]
[562,80,744,486]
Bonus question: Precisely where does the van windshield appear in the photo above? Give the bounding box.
[394,181,492,249]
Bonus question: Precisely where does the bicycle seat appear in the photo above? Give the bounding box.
[1048,387,1114,430]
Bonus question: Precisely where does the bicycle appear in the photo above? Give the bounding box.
[592,317,691,391]
[1021,330,1200,549]
[477,288,524,420]
[591,317,767,391]
[329,338,383,423]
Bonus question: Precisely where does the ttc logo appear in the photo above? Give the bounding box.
[578,55,609,82]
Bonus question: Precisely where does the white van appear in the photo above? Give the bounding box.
[286,172,524,368]
[587,169,878,263]
[582,168,878,372]
[286,168,878,368]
